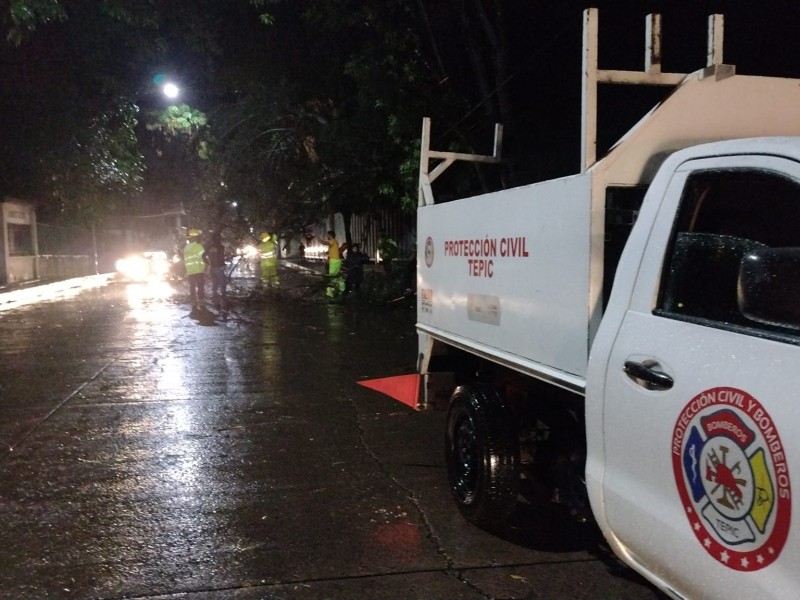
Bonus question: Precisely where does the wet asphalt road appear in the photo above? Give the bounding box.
[0,272,666,600]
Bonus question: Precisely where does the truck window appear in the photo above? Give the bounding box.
[656,168,800,340]
[604,186,647,306]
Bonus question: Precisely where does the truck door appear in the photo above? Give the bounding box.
[594,154,800,598]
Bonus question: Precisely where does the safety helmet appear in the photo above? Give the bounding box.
[188,228,201,238]
[260,232,273,242]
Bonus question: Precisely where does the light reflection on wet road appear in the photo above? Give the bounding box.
[0,277,665,599]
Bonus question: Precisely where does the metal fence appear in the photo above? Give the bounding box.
[37,222,129,275]
[348,209,416,262]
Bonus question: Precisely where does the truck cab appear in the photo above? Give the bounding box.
[587,138,800,598]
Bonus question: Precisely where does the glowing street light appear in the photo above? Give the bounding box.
[152,73,179,100]
[162,82,180,99]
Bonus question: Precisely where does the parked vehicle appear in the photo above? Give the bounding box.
[381,10,800,600]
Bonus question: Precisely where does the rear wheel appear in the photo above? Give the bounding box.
[445,383,520,529]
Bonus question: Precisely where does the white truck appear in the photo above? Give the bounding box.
[412,9,800,600]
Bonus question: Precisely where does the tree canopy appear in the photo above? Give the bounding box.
[3,0,800,242]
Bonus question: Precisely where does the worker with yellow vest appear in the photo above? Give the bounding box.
[317,230,345,298]
[183,229,209,311]
[259,232,279,288]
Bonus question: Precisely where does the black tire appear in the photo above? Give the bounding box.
[445,383,520,530]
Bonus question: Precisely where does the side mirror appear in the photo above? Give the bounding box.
[738,248,800,330]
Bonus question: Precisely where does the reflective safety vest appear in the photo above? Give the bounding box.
[260,239,277,261]
[184,242,206,275]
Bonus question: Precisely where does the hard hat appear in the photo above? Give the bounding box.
[188,228,201,238]
[260,232,272,242]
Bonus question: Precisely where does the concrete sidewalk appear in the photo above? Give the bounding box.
[0,273,115,312]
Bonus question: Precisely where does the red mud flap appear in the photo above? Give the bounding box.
[357,374,421,410]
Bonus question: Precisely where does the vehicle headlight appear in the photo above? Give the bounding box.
[116,256,148,281]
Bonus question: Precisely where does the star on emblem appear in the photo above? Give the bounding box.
[720,550,730,563]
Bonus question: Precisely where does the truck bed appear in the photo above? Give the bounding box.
[417,172,597,391]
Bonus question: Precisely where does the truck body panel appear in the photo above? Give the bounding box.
[418,173,593,385]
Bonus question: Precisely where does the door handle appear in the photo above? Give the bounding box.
[623,359,674,391]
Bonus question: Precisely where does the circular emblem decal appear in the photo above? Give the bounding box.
[424,236,434,268]
[672,387,791,571]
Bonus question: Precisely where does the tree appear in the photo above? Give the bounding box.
[1,1,164,222]
[15,0,789,250]
[39,100,145,223]
[214,0,484,248]
[3,0,502,239]
[4,0,66,45]
[0,0,250,226]
[198,85,333,240]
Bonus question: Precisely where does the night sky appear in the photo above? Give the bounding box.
[498,1,800,178]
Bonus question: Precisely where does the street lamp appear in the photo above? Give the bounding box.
[162,82,179,99]
[152,73,179,100]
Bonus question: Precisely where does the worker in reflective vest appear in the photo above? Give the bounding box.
[317,230,345,298]
[259,232,279,288]
[183,229,209,310]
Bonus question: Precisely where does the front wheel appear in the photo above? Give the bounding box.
[445,383,520,530]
